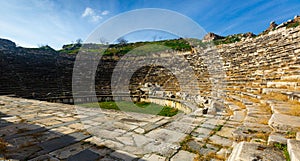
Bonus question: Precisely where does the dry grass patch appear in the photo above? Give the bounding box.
[225,97,234,102]
[262,92,288,101]
[258,103,272,114]
[179,135,195,153]
[274,78,300,82]
[194,152,226,161]
[234,101,246,109]
[226,97,246,109]
[253,90,262,95]
[257,118,269,125]
[241,95,261,103]
[263,93,300,116]
[255,132,270,141]
[225,108,234,116]
[288,104,300,116]
[284,100,300,116]
[193,154,201,161]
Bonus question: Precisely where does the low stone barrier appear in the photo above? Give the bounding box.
[41,95,198,114]
[142,96,198,114]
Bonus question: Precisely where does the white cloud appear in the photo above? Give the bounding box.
[91,15,102,22]
[101,10,109,15]
[82,7,94,17]
[82,7,109,23]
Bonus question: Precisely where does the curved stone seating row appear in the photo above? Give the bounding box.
[145,96,199,113]
[39,94,199,114]
[200,25,300,159]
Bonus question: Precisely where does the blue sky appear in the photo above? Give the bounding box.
[0,0,299,49]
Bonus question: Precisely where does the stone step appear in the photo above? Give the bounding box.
[267,133,287,146]
[268,113,300,132]
[281,75,300,81]
[287,139,300,161]
[228,141,286,161]
[267,81,300,89]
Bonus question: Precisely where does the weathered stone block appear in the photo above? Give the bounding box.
[287,139,300,161]
[268,113,300,131]
[145,128,186,144]
[138,154,166,161]
[209,134,233,147]
[228,141,285,161]
[170,150,196,161]
[267,134,287,146]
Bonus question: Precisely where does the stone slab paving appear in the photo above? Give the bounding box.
[0,95,293,160]
[170,150,196,161]
[138,154,166,161]
[0,96,237,160]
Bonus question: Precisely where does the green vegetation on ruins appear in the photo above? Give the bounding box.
[287,21,300,28]
[58,38,192,55]
[32,16,300,55]
[213,33,256,45]
[59,43,82,54]
[37,45,56,51]
[81,101,179,117]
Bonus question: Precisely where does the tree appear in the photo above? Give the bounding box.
[152,35,157,41]
[116,37,128,45]
[99,37,108,45]
[76,38,83,45]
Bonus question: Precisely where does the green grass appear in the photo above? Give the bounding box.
[81,101,179,117]
[274,143,290,161]
[286,131,297,139]
[179,134,197,153]
[58,38,192,55]
[214,124,223,132]
[102,39,191,56]
[213,35,241,45]
[286,22,299,28]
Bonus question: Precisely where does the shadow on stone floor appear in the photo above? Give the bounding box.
[0,112,139,161]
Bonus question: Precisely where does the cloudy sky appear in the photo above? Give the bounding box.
[0,0,299,49]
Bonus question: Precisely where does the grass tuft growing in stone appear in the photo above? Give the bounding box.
[214,125,223,132]
[274,143,290,161]
[179,135,194,151]
[285,131,297,139]
[286,21,299,28]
